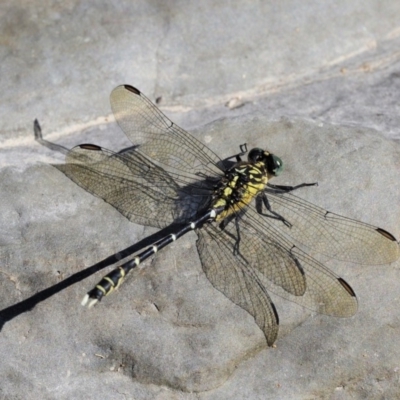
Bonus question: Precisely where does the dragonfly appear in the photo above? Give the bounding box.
[44,84,399,346]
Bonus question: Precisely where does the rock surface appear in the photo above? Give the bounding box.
[1,1,400,399]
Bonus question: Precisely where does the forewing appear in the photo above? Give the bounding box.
[110,85,223,180]
[55,144,203,229]
[263,190,400,265]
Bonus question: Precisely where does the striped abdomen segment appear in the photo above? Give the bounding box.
[81,209,220,308]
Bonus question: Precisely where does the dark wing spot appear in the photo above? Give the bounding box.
[337,278,356,297]
[124,85,141,95]
[79,144,102,151]
[376,228,398,242]
[271,301,279,325]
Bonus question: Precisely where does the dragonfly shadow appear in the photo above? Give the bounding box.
[0,222,186,333]
[33,118,140,156]
[1,122,192,332]
[1,119,218,331]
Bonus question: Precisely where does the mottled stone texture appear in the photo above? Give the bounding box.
[1,1,400,399]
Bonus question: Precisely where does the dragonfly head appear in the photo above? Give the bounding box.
[248,148,284,177]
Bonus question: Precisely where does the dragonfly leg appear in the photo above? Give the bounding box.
[256,194,293,228]
[217,143,248,170]
[219,214,244,256]
[232,216,242,255]
[266,182,318,193]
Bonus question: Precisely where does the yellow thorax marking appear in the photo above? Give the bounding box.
[213,162,268,221]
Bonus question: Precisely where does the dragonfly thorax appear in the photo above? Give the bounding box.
[211,161,267,221]
[210,149,284,222]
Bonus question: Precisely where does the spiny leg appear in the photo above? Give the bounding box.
[219,213,244,257]
[235,143,248,162]
[258,182,318,227]
[217,143,248,170]
[233,216,242,255]
[225,143,248,163]
[256,195,293,228]
[266,182,318,193]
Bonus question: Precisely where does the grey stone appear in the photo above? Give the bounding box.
[1,1,400,399]
[1,115,399,398]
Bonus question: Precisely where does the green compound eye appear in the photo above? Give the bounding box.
[264,153,283,176]
[270,154,284,176]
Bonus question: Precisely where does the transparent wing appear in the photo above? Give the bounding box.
[197,223,280,346]
[202,212,357,319]
[55,144,211,229]
[262,190,400,265]
[110,85,223,180]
